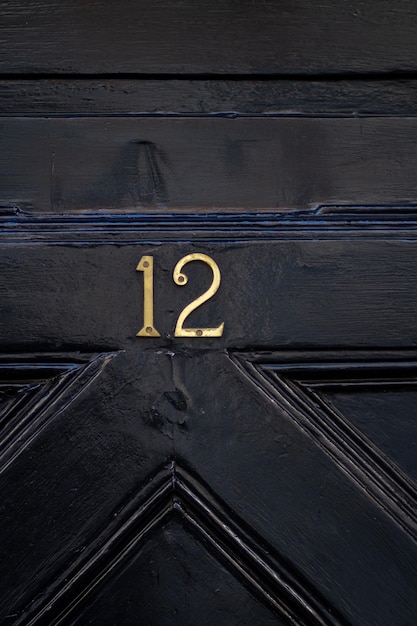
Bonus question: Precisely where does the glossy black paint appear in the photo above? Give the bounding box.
[2,213,417,624]
[2,3,417,625]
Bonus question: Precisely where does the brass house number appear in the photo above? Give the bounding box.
[136,253,224,338]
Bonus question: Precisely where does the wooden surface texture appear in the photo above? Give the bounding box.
[2,116,417,212]
[2,79,417,115]
[1,1,417,75]
[2,2,417,625]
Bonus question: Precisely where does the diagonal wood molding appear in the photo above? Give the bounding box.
[230,349,417,543]
[0,352,117,473]
[19,461,347,626]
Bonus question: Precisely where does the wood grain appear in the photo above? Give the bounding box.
[1,1,417,75]
[3,3,417,625]
[2,116,417,212]
[2,79,417,115]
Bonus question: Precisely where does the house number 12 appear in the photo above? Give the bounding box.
[136,253,225,338]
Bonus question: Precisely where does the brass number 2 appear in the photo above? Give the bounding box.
[173,253,224,338]
[136,253,224,338]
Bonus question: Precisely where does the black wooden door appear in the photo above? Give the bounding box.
[2,3,417,625]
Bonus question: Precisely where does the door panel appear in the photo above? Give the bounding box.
[2,212,417,624]
[2,2,417,622]
[69,519,284,626]
[323,389,417,481]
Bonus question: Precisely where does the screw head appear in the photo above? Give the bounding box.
[196,329,203,337]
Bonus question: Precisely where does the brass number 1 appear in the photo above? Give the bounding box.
[173,253,224,337]
[136,255,161,337]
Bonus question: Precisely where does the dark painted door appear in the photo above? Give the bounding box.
[2,3,417,625]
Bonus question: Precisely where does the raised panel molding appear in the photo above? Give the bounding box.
[231,350,417,541]
[0,353,116,473]
[19,462,346,626]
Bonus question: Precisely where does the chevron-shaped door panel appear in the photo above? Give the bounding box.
[2,211,417,625]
